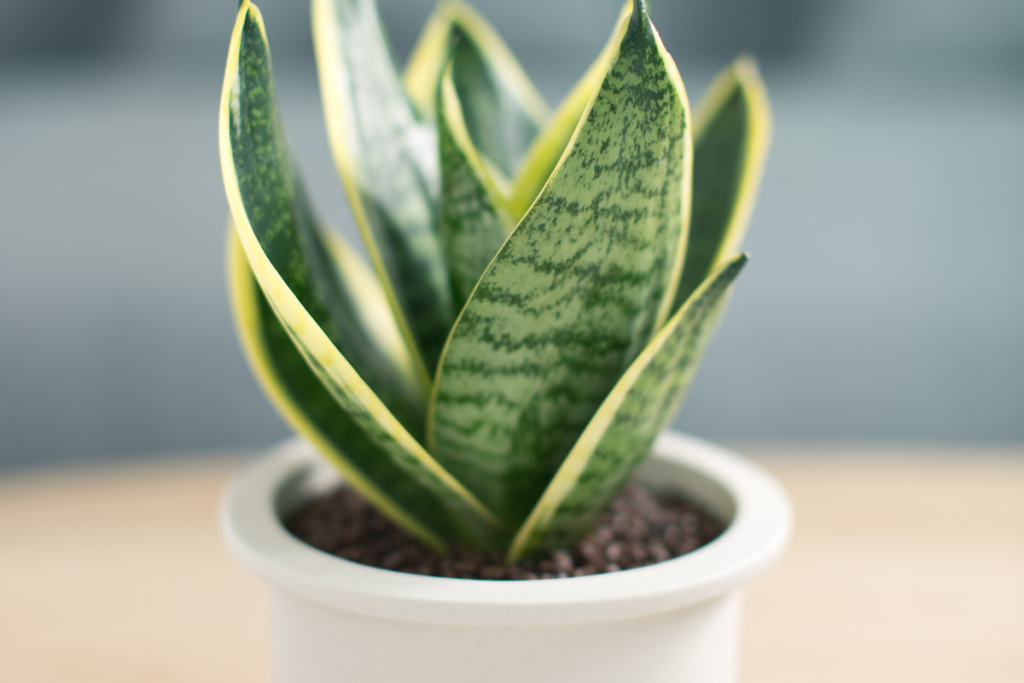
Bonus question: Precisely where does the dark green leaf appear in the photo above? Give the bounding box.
[437,58,515,311]
[402,0,549,177]
[225,3,423,432]
[673,58,770,311]
[221,2,503,549]
[314,0,454,374]
[230,233,484,550]
[428,0,692,528]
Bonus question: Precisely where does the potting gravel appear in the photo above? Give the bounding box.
[285,482,723,580]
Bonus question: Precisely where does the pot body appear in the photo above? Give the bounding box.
[269,585,742,683]
[221,432,792,683]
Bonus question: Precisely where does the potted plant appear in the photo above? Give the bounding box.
[218,0,792,681]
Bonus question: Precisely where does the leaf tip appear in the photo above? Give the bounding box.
[732,56,770,107]
[727,252,750,277]
[238,0,269,48]
[733,54,761,79]
[630,0,645,28]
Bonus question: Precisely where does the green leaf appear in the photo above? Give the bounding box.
[402,0,549,178]
[313,0,454,374]
[320,229,422,389]
[437,58,515,312]
[508,254,748,561]
[428,0,693,528]
[508,1,632,221]
[221,2,503,548]
[446,24,543,177]
[229,231,443,550]
[672,57,771,311]
[222,2,423,432]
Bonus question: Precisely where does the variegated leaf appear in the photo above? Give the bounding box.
[313,0,453,374]
[223,2,423,431]
[508,254,747,561]
[508,1,632,221]
[402,0,548,177]
[229,230,448,550]
[221,2,503,548]
[428,0,692,528]
[437,58,515,311]
[673,58,770,311]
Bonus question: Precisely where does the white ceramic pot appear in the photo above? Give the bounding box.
[221,431,792,683]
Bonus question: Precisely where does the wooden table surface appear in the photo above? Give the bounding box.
[2,446,1022,683]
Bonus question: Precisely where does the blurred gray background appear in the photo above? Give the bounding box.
[1,0,1021,469]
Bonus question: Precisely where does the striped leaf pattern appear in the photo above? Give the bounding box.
[508,1,633,221]
[428,0,692,528]
[673,58,771,311]
[508,254,747,561]
[223,3,423,432]
[220,0,768,555]
[230,231,451,550]
[220,2,502,549]
[313,0,454,374]
[402,0,549,177]
[437,59,515,311]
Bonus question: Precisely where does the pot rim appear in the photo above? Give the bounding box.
[220,431,792,626]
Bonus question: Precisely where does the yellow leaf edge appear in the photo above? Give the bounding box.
[226,227,446,552]
[693,56,773,270]
[423,0,692,454]
[423,13,632,457]
[506,253,747,563]
[643,0,694,334]
[439,58,515,227]
[220,2,501,540]
[402,0,550,126]
[507,1,632,221]
[311,0,432,392]
[320,229,425,403]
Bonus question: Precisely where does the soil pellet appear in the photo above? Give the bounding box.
[285,482,723,580]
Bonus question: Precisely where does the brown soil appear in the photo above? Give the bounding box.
[285,483,724,580]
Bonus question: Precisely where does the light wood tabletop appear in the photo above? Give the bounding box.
[2,445,1022,683]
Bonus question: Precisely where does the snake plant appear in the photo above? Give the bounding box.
[219,0,770,562]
